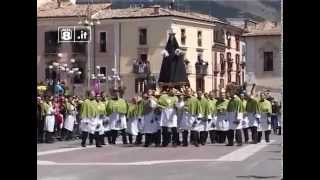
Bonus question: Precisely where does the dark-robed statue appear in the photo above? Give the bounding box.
[158,30,189,88]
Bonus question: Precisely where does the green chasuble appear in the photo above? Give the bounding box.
[258,99,272,113]
[246,98,260,113]
[96,101,107,116]
[106,98,128,115]
[196,97,209,118]
[241,99,247,111]
[41,102,50,115]
[137,100,145,117]
[127,103,139,119]
[207,98,217,115]
[158,94,178,108]
[216,99,229,113]
[227,96,244,113]
[80,99,98,118]
[184,96,198,115]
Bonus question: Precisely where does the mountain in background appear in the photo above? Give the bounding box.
[75,0,281,22]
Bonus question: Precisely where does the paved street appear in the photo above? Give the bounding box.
[37,134,282,180]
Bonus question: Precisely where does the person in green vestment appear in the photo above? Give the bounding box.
[226,90,245,146]
[179,88,197,146]
[240,92,250,144]
[102,94,112,144]
[189,91,207,147]
[216,89,229,144]
[80,91,101,147]
[125,96,140,145]
[96,94,107,146]
[158,88,179,147]
[134,95,145,145]
[106,90,129,145]
[207,91,218,144]
[257,92,272,143]
[152,90,162,147]
[245,92,261,144]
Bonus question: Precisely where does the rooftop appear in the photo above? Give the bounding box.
[92,6,220,23]
[37,0,111,18]
[243,21,281,36]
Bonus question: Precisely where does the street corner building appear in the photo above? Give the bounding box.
[37,0,249,98]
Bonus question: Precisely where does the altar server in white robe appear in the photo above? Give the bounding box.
[215,90,229,144]
[106,90,129,145]
[63,97,77,140]
[180,88,198,147]
[43,98,55,143]
[142,93,159,147]
[226,90,245,146]
[126,96,140,144]
[158,88,179,147]
[257,92,272,143]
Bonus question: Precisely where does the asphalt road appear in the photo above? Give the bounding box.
[37,134,282,180]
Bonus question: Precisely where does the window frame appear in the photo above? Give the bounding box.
[263,51,274,72]
[99,31,107,53]
[139,28,147,45]
[181,28,186,45]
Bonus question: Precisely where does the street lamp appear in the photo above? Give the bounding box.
[90,65,107,95]
[47,57,82,95]
[77,1,101,91]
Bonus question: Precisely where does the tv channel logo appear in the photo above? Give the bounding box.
[58,26,91,42]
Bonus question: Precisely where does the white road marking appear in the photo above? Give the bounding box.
[38,140,275,166]
[216,140,275,162]
[37,146,96,156]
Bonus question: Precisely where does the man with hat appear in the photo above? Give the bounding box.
[106,89,129,145]
[158,87,179,147]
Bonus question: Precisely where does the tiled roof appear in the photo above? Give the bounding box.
[37,1,111,18]
[92,7,219,23]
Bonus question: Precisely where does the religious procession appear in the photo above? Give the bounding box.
[37,83,281,148]
[37,28,281,149]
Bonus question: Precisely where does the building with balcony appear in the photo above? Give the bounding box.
[37,1,112,96]
[37,1,246,98]
[243,21,281,101]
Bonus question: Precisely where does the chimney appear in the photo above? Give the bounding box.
[153,5,160,14]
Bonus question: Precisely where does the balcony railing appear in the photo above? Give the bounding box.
[195,62,208,75]
[133,62,150,78]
